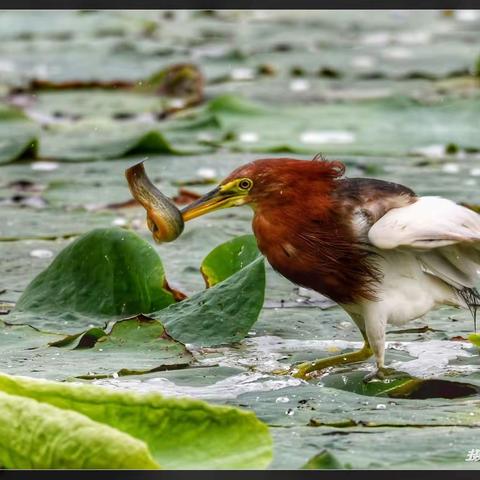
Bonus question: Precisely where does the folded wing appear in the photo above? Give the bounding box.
[368,196,480,289]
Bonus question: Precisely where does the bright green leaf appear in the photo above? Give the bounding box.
[469,334,480,347]
[0,390,159,469]
[0,373,273,469]
[151,256,266,346]
[11,228,175,332]
[200,234,260,287]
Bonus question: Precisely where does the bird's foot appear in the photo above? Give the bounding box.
[290,362,328,380]
[271,367,291,376]
[363,366,400,383]
[271,364,323,379]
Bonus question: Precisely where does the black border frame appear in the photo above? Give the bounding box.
[2,1,480,9]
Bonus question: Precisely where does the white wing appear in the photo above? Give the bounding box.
[368,196,480,289]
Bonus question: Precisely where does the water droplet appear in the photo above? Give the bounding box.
[239,132,259,143]
[351,56,375,69]
[30,249,53,259]
[289,79,310,92]
[31,161,59,172]
[169,98,186,109]
[376,403,387,410]
[230,68,255,81]
[276,396,290,403]
[455,10,480,22]
[285,408,295,416]
[442,163,460,174]
[300,131,355,144]
[197,167,217,179]
[112,217,127,227]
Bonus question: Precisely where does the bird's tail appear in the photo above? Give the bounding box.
[458,287,480,332]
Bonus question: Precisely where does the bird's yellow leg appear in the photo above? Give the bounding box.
[291,342,372,379]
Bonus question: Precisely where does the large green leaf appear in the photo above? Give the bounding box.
[208,94,480,156]
[40,122,213,161]
[151,256,265,346]
[11,228,175,332]
[200,234,261,287]
[0,373,273,469]
[0,390,159,469]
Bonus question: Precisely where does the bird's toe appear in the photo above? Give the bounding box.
[363,367,399,383]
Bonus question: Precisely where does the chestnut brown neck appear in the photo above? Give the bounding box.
[251,185,379,304]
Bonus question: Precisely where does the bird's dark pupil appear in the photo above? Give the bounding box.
[240,180,250,189]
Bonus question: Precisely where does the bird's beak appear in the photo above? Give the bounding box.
[181,184,245,221]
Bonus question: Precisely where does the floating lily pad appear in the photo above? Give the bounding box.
[208,94,480,156]
[40,122,213,161]
[151,256,266,346]
[200,234,260,287]
[0,317,192,381]
[321,371,480,400]
[10,228,175,332]
[0,207,116,241]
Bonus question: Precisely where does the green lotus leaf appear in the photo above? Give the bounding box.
[11,228,175,332]
[200,234,261,287]
[0,317,193,381]
[0,373,273,469]
[151,256,265,346]
[0,390,159,469]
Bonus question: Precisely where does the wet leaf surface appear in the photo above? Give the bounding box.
[0,317,192,381]
[8,228,175,332]
[151,256,266,346]
[0,372,272,469]
[200,234,260,287]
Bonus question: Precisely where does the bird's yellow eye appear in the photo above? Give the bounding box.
[238,178,253,191]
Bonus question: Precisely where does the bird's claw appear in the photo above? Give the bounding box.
[271,364,318,379]
[363,367,400,383]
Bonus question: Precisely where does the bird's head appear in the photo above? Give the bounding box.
[181,156,345,221]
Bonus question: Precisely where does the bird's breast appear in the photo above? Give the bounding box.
[252,209,380,304]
